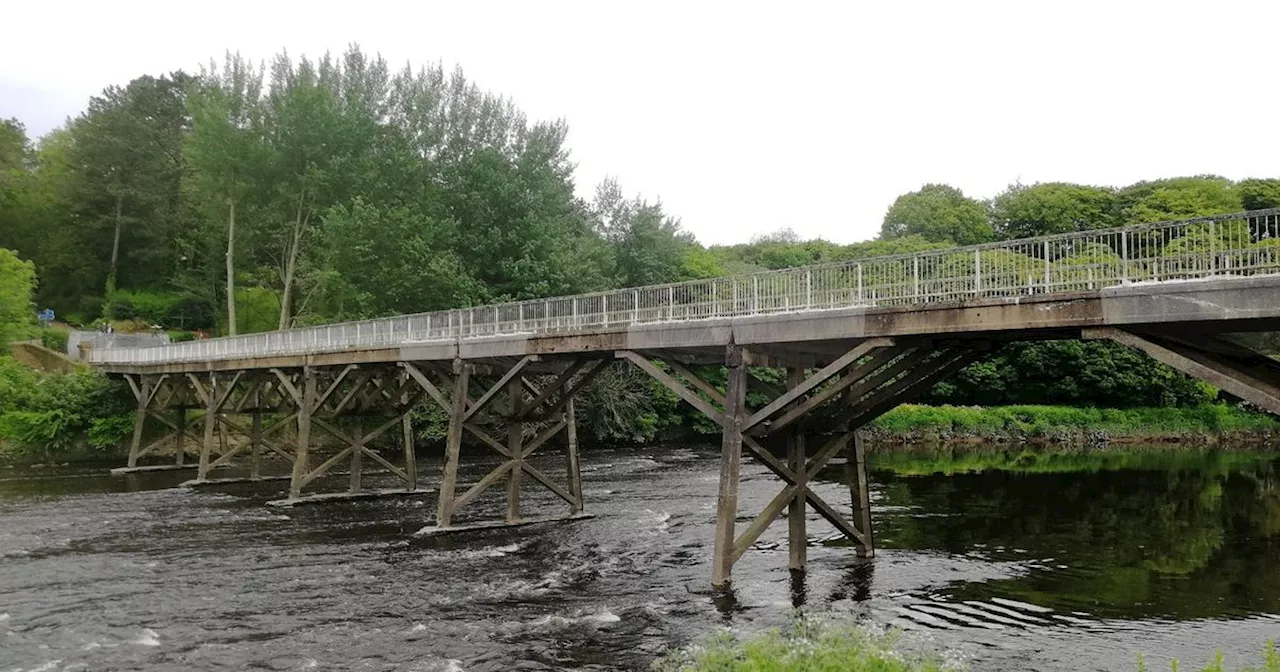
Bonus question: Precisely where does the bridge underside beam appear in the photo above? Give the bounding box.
[1087,328,1280,415]
[416,356,601,533]
[619,338,991,588]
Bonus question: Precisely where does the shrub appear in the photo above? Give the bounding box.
[0,356,132,456]
[39,328,68,353]
[107,290,215,329]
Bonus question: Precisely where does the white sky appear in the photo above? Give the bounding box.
[3,0,1278,245]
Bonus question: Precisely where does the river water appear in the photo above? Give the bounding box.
[2,444,1278,671]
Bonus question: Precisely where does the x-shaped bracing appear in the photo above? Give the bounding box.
[404,357,602,527]
[618,339,991,568]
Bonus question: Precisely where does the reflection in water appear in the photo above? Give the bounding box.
[0,446,1277,671]
[867,447,1280,620]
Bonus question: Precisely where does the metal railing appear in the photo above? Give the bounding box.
[90,209,1280,365]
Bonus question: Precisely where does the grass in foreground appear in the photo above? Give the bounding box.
[652,617,958,672]
[653,616,1280,672]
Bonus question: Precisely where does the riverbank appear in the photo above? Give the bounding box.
[866,403,1280,447]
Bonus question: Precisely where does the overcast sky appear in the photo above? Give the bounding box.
[3,1,1277,244]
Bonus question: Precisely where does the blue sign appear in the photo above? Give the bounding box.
[37,309,55,325]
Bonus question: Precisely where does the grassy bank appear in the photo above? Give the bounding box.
[653,617,1280,671]
[867,404,1280,446]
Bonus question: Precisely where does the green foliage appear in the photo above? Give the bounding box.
[87,413,135,449]
[1157,642,1279,672]
[232,286,281,334]
[576,363,682,444]
[315,199,482,319]
[107,289,213,327]
[991,182,1119,238]
[1117,176,1241,224]
[653,616,953,672]
[39,328,68,353]
[929,341,1214,408]
[871,403,1279,439]
[0,356,132,457]
[0,247,37,347]
[880,183,993,245]
[1238,179,1280,210]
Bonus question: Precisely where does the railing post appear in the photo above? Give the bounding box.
[856,264,864,304]
[632,290,639,324]
[912,256,920,300]
[544,299,551,328]
[572,297,578,328]
[1121,230,1129,283]
[668,286,675,321]
[753,276,759,314]
[518,303,524,331]
[805,269,812,309]
[602,294,608,327]
[973,249,982,295]
[1209,219,1217,276]
[1043,240,1051,292]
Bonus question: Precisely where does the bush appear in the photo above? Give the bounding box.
[0,356,133,457]
[107,290,215,329]
[39,328,68,353]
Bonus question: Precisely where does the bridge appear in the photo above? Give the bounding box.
[91,209,1280,587]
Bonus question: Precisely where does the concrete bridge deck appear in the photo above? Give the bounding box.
[89,209,1280,587]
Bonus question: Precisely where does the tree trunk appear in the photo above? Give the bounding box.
[107,192,124,293]
[277,188,307,331]
[225,194,237,336]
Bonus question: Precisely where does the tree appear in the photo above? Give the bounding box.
[879,184,993,245]
[0,248,36,347]
[185,54,265,335]
[591,177,695,286]
[990,182,1118,239]
[1238,179,1280,210]
[315,199,482,318]
[0,120,33,253]
[1115,176,1240,224]
[64,73,191,299]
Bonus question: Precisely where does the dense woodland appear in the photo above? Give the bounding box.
[3,45,1280,450]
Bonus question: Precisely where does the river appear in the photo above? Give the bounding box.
[2,444,1278,671]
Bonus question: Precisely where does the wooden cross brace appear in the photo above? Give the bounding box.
[209,412,297,469]
[404,357,592,525]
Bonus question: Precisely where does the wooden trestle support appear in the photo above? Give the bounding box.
[414,356,606,534]
[618,338,990,587]
[114,340,991,585]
